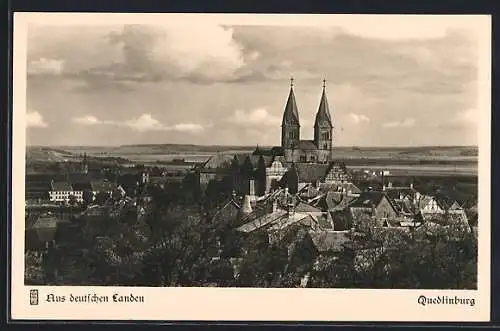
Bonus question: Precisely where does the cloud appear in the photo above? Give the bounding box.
[227,108,281,126]
[172,123,206,133]
[72,113,206,133]
[27,58,65,75]
[455,108,478,126]
[383,118,416,128]
[125,114,165,132]
[26,110,48,128]
[73,115,104,125]
[436,108,478,130]
[81,23,248,84]
[348,113,370,124]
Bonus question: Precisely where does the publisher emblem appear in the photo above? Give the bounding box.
[30,289,39,305]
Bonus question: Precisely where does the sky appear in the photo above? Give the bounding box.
[24,15,483,147]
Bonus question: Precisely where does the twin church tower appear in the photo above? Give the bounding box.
[281,78,334,163]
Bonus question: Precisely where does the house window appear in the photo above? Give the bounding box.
[300,155,307,162]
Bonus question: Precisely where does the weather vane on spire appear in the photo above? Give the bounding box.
[323,78,326,89]
[290,76,294,87]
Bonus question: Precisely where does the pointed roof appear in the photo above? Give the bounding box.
[314,82,333,128]
[282,79,300,127]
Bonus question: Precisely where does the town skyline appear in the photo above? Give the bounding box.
[25,16,480,147]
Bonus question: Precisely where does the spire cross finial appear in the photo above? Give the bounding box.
[290,77,294,87]
[323,79,326,89]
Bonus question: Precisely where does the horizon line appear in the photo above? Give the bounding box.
[26,143,479,149]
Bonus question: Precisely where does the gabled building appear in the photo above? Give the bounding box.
[349,191,399,228]
[49,180,84,203]
[281,79,334,163]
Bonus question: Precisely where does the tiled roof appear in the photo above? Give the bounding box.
[72,182,92,191]
[383,187,417,201]
[202,153,235,169]
[309,231,350,253]
[349,191,387,208]
[267,213,315,232]
[211,198,241,223]
[390,199,416,215]
[236,210,287,233]
[320,192,358,211]
[299,185,320,199]
[51,181,73,191]
[31,215,61,242]
[295,202,322,213]
[433,194,460,211]
[90,180,118,192]
[298,140,317,151]
[293,163,330,183]
[320,182,361,195]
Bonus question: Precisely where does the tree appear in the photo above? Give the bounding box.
[68,194,78,206]
[111,188,124,201]
[82,190,94,206]
[95,191,111,205]
[24,252,47,285]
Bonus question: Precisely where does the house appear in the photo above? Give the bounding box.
[316,190,358,212]
[48,180,84,203]
[90,180,125,198]
[25,214,69,253]
[416,193,463,215]
[279,163,330,194]
[309,230,351,258]
[26,173,52,203]
[265,157,288,194]
[323,161,353,185]
[349,191,399,228]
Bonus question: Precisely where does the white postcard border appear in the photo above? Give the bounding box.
[11,13,492,322]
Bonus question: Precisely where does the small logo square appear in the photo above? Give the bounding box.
[30,289,39,306]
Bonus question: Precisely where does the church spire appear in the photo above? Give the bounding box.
[314,79,333,128]
[282,77,300,127]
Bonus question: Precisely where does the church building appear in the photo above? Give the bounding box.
[281,78,334,163]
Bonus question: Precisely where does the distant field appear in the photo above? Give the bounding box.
[26,144,478,176]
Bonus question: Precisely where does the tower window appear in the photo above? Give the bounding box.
[323,144,328,149]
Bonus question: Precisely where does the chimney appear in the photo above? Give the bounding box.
[241,195,253,215]
[410,183,414,189]
[315,180,321,188]
[249,179,255,197]
[272,199,278,213]
[287,203,295,216]
[388,181,393,188]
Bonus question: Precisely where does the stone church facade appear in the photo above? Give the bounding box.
[281,79,334,164]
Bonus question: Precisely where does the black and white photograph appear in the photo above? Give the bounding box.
[12,13,491,321]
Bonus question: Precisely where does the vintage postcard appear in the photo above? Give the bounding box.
[11,13,491,322]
